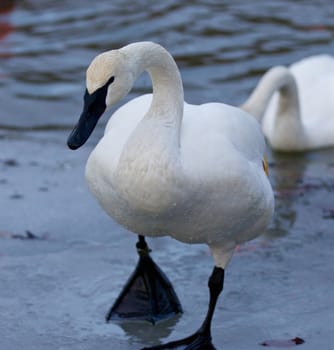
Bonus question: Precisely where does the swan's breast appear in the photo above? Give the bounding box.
[86,97,273,244]
[85,94,188,235]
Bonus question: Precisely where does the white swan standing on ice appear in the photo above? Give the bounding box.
[241,55,334,151]
[67,42,274,349]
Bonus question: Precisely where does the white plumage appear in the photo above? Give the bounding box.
[67,41,274,348]
[242,55,334,151]
[82,42,274,268]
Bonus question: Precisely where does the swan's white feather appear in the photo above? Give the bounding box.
[79,42,274,268]
[261,55,334,150]
[87,94,272,250]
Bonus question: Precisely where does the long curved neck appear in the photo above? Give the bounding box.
[114,43,185,210]
[241,66,309,150]
[121,42,184,135]
[241,66,301,122]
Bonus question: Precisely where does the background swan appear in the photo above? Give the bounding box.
[241,55,334,151]
[67,41,274,349]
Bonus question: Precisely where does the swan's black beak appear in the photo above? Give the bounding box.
[67,86,108,150]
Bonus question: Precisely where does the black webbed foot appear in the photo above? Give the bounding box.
[141,266,225,350]
[141,330,217,349]
[106,235,182,324]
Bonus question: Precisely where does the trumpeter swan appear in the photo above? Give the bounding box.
[241,55,334,151]
[68,41,274,349]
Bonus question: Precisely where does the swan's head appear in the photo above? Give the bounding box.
[67,50,135,150]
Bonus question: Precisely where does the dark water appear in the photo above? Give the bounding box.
[1,1,334,349]
[1,0,334,128]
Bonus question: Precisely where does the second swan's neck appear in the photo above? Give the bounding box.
[241,66,301,122]
[241,66,310,151]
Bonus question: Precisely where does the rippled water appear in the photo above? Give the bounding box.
[1,2,334,349]
[1,0,334,129]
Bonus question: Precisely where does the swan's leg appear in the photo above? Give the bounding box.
[106,235,183,324]
[141,266,224,350]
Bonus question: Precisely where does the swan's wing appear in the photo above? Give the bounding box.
[291,55,334,145]
[178,102,273,246]
[181,102,266,177]
[97,97,266,180]
[290,54,334,84]
[105,95,265,168]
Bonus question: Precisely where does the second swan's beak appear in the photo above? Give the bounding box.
[67,87,108,150]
